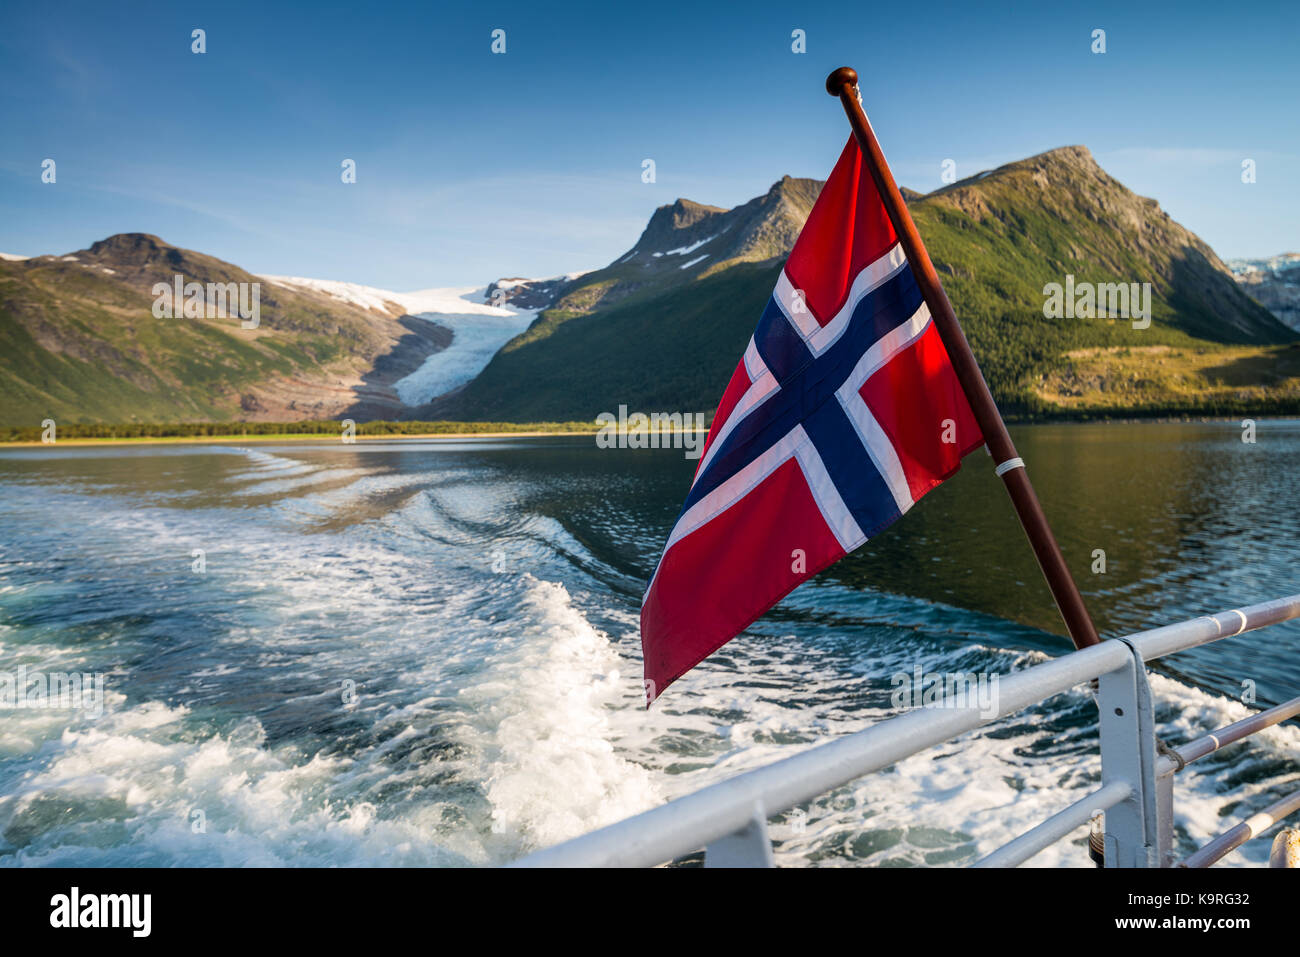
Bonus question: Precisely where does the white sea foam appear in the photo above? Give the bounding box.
[456,578,662,853]
[1,444,1292,868]
[0,462,664,865]
[231,466,366,497]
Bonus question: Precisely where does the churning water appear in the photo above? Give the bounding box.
[0,421,1298,866]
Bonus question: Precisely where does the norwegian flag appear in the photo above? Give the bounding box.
[640,135,985,704]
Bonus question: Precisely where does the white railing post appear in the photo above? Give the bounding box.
[704,801,775,867]
[1097,638,1164,867]
[1156,767,1175,867]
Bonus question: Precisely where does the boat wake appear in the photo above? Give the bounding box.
[0,443,1295,866]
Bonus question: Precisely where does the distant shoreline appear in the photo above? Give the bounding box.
[0,423,719,448]
[1,415,1295,448]
[0,430,618,448]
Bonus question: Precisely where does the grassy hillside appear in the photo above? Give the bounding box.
[1,259,301,423]
[436,261,782,421]
[0,418,602,443]
[0,235,448,427]
[443,147,1296,422]
[1033,343,1300,415]
[909,146,1292,413]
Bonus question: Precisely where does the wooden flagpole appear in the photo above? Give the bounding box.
[826,67,1101,650]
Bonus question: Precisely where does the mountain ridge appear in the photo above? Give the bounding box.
[3,145,1296,428]
[439,144,1296,421]
[546,174,823,315]
[0,234,454,425]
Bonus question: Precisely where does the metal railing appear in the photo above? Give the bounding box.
[510,594,1300,868]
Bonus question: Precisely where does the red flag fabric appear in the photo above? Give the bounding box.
[639,136,984,704]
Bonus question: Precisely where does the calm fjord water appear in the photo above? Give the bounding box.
[0,421,1297,867]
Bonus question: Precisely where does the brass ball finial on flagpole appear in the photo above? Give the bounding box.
[825,67,858,96]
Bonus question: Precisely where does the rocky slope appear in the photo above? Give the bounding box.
[1229,254,1300,332]
[442,146,1294,421]
[544,176,821,316]
[0,234,452,425]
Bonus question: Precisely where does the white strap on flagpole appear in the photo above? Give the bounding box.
[994,457,1025,477]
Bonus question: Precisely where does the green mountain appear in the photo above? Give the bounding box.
[545,175,822,314]
[5,149,1296,431]
[441,146,1297,422]
[0,234,450,427]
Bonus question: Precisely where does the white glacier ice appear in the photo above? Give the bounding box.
[258,275,538,406]
[392,311,535,405]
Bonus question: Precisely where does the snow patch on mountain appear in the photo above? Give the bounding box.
[260,274,540,405]
[259,275,519,318]
[652,234,718,258]
[493,270,591,289]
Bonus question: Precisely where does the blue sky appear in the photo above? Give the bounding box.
[1,0,1296,288]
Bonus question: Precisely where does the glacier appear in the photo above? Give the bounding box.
[260,275,537,407]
